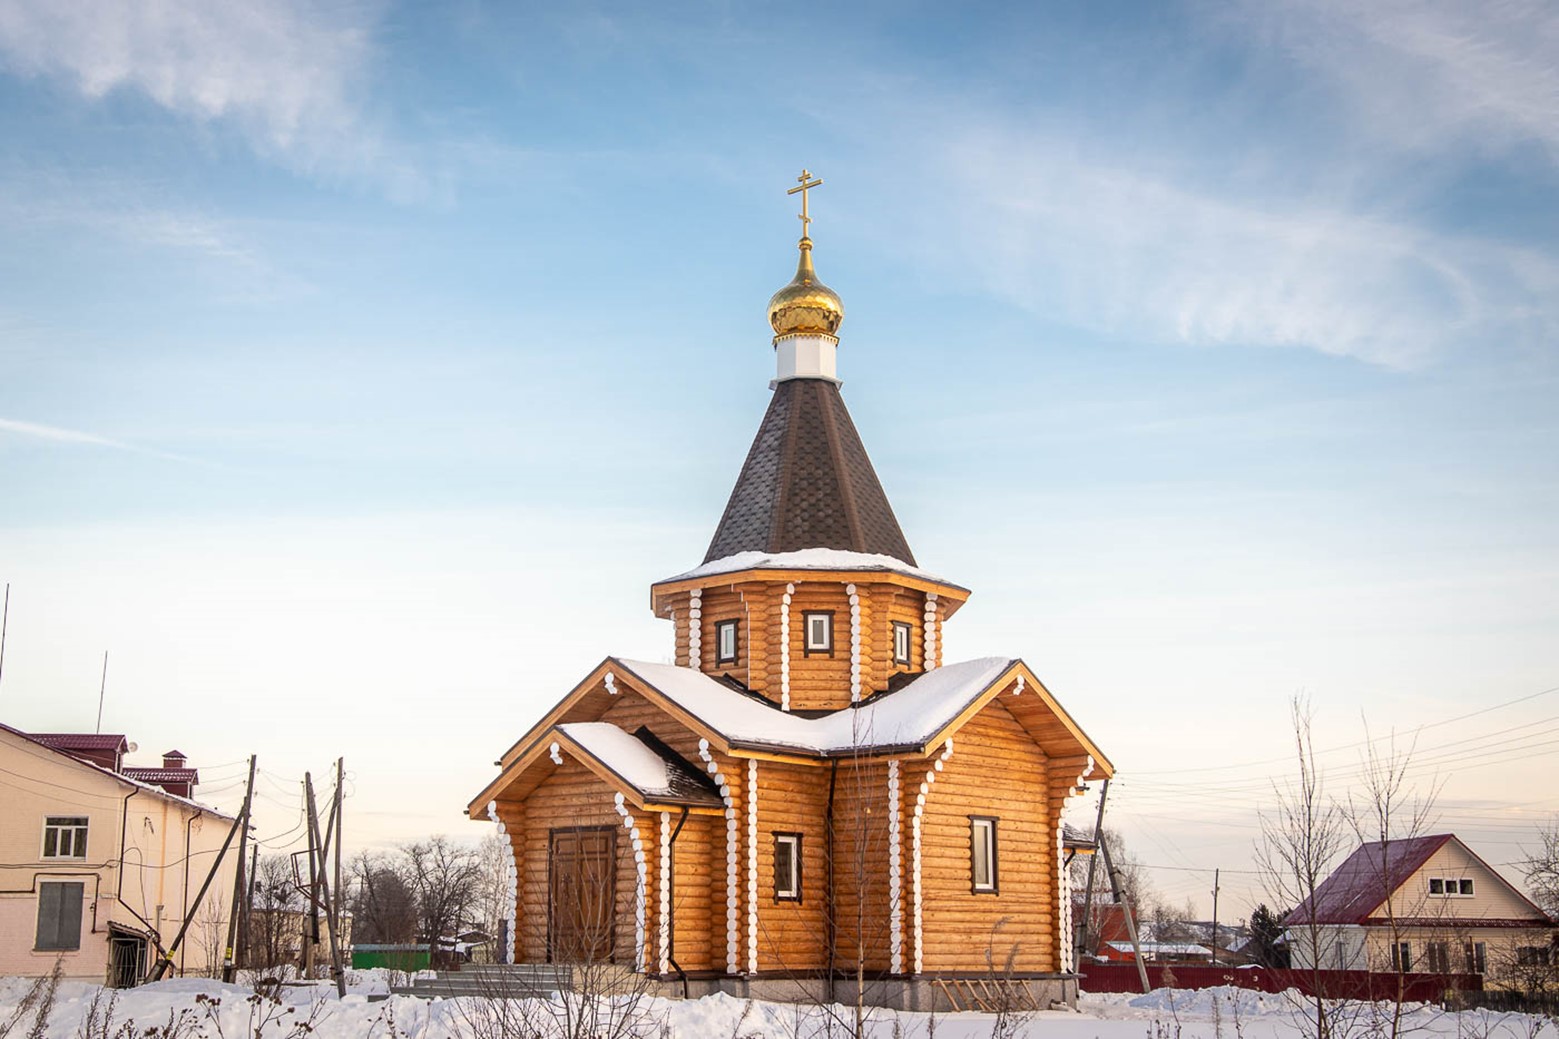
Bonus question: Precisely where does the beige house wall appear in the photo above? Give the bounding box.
[0,727,238,981]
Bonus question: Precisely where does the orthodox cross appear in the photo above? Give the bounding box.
[787,169,823,237]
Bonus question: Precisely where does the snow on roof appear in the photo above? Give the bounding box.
[613,656,1015,754]
[660,549,954,587]
[557,722,721,805]
[559,723,674,794]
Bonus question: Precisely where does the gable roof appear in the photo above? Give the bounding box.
[29,732,129,753]
[1283,833,1555,927]
[557,722,722,807]
[703,378,915,565]
[1285,835,1453,926]
[469,655,1113,816]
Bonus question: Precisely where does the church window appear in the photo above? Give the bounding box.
[970,816,998,894]
[892,622,912,664]
[35,881,84,951]
[716,620,739,664]
[43,817,89,859]
[774,833,802,901]
[803,612,833,654]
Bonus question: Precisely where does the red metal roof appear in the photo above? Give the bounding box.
[123,767,199,784]
[29,733,129,751]
[1284,834,1453,926]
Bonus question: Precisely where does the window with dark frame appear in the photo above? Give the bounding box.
[35,881,84,951]
[1465,942,1487,974]
[802,611,833,655]
[970,816,998,894]
[716,619,739,664]
[1391,941,1412,972]
[42,817,88,859]
[892,621,912,665]
[1428,876,1475,896]
[774,832,802,902]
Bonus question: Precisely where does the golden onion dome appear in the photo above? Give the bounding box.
[767,237,844,337]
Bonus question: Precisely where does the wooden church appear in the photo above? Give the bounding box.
[468,173,1114,1009]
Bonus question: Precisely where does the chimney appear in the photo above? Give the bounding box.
[163,749,187,769]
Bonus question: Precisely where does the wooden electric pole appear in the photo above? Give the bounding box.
[222,756,257,981]
[1210,868,1221,967]
[303,773,320,977]
[1075,778,1110,966]
[328,758,345,996]
[1100,834,1151,994]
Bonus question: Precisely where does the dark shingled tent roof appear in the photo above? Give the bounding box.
[703,378,915,565]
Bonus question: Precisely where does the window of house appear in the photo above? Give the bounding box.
[803,612,833,654]
[1424,942,1451,973]
[1428,876,1474,896]
[1390,941,1412,972]
[774,833,802,902]
[35,881,84,951]
[42,817,89,859]
[1517,946,1553,967]
[1465,942,1487,974]
[970,817,998,894]
[892,622,912,665]
[716,619,739,664]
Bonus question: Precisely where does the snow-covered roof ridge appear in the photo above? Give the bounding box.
[660,548,958,587]
[558,722,673,795]
[556,722,723,807]
[611,655,1017,755]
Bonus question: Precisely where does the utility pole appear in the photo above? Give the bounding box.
[329,758,345,997]
[95,650,109,733]
[243,842,259,973]
[303,773,320,978]
[1210,868,1221,967]
[222,756,257,981]
[1075,778,1110,967]
[150,786,248,981]
[1100,835,1150,994]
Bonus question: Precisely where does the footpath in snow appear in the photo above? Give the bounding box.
[1,972,1553,1039]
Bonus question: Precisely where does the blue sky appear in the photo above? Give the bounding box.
[2,0,1556,918]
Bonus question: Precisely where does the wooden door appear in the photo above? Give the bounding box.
[548,826,617,963]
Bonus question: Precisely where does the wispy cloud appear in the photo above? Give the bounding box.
[0,0,427,196]
[1226,0,1559,162]
[0,417,199,463]
[920,132,1559,367]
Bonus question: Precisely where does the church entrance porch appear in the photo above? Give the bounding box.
[547,826,617,964]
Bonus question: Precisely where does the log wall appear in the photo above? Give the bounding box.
[918,701,1056,973]
[831,759,896,973]
[753,760,832,973]
[516,755,650,969]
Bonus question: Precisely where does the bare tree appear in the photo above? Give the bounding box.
[1345,724,1441,1039]
[350,850,419,945]
[1256,696,1351,1039]
[248,854,305,974]
[404,836,481,956]
[1523,818,1559,919]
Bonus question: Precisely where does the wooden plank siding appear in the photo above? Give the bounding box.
[917,700,1057,973]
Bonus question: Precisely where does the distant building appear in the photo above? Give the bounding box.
[1283,834,1557,988]
[0,724,236,984]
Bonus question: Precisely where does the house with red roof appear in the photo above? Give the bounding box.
[1284,834,1556,988]
[0,723,235,984]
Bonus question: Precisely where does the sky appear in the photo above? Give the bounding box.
[1,0,1556,922]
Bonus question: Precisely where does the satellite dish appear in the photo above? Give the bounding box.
[126,742,139,753]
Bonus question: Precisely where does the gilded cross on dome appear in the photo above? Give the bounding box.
[787,169,823,238]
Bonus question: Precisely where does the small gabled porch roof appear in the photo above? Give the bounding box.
[471,719,724,818]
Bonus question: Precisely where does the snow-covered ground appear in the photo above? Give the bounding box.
[2,973,1553,1039]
